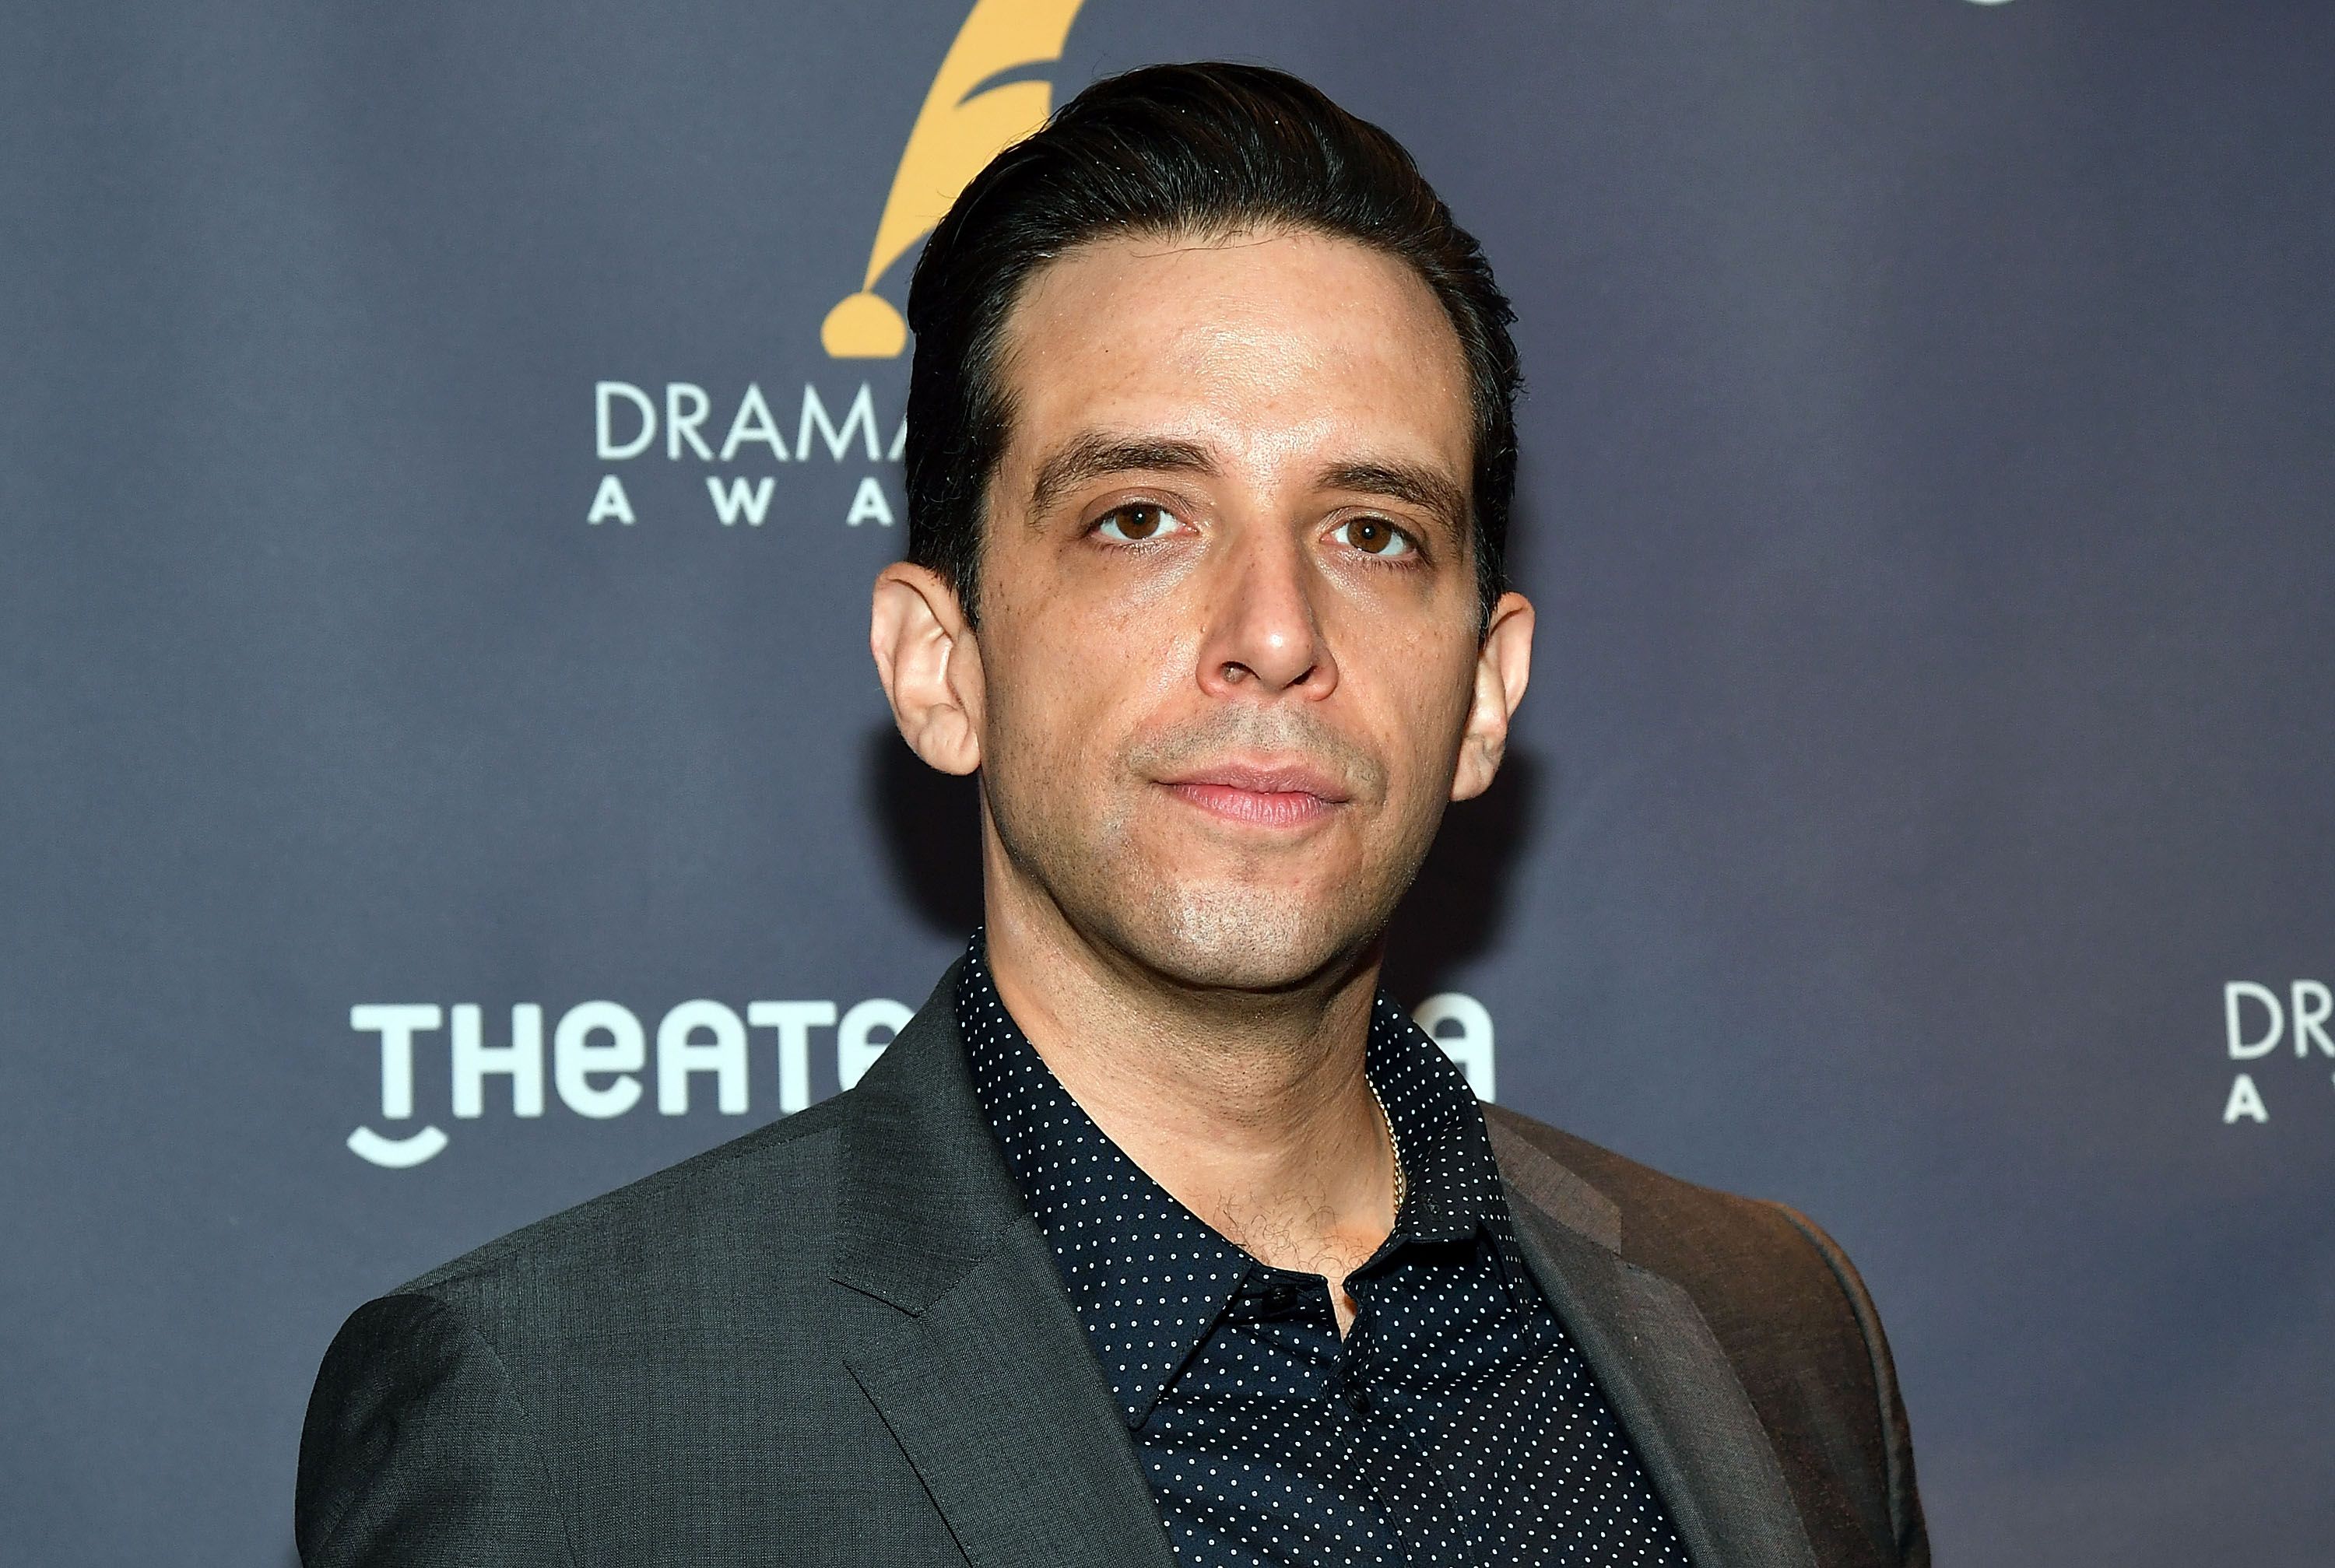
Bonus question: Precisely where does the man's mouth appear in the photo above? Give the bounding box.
[1157,762,1352,829]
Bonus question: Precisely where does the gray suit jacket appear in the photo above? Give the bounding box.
[297,963,1928,1567]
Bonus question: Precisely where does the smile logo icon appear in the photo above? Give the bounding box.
[823,0,1087,357]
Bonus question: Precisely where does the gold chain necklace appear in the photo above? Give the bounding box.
[1365,1071,1407,1216]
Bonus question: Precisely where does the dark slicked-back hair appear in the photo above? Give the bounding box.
[902,61,1521,628]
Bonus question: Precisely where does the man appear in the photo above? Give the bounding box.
[298,63,1926,1567]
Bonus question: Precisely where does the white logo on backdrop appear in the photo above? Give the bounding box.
[341,993,1497,1166]
[587,381,906,530]
[2220,980,2335,1124]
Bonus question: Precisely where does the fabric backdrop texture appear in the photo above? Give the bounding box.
[2,2,2329,1563]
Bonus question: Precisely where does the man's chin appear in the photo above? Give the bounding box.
[1101,879,1375,996]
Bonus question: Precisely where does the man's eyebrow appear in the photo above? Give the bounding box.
[1318,460,1469,540]
[1028,432,1217,520]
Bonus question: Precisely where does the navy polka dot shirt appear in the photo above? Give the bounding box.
[958,938,1692,1566]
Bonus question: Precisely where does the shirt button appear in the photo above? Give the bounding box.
[1343,1384,1372,1417]
[1262,1285,1298,1314]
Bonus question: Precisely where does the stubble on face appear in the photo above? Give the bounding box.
[983,689,1445,996]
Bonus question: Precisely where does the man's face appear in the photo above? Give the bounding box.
[934,227,1528,991]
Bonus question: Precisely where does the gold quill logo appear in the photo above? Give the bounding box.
[822,0,1087,357]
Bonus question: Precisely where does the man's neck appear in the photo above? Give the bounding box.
[981,889,1399,1324]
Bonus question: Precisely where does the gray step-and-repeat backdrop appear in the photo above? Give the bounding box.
[5,2,2330,1562]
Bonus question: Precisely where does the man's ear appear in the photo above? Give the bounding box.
[870,563,984,776]
[1451,591,1534,802]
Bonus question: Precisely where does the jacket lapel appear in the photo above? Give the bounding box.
[828,965,1177,1568]
[1491,1124,1818,1568]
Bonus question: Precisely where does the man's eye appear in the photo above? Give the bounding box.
[1094,503,1185,542]
[1330,517,1414,558]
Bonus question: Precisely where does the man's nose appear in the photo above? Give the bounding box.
[1194,528,1339,700]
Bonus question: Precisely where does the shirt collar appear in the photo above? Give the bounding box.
[957,932,1526,1426]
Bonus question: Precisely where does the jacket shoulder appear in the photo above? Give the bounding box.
[1485,1102,1927,1566]
[1485,1102,1814,1273]
[400,1091,853,1321]
[299,1092,932,1561]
